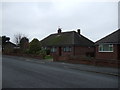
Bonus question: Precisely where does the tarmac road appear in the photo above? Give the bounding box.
[2,55,118,88]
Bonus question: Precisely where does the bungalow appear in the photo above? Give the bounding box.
[3,41,17,54]
[95,29,120,61]
[41,28,95,62]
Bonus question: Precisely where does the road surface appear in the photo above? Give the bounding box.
[2,55,118,88]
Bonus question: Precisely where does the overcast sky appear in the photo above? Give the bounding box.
[1,1,118,43]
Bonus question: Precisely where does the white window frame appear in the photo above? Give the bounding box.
[51,47,57,53]
[98,44,113,52]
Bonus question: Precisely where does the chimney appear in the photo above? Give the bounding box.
[58,28,62,34]
[77,29,80,35]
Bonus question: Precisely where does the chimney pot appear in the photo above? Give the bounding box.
[77,29,80,35]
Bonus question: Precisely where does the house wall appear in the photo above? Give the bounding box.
[61,47,74,56]
[95,44,118,60]
[50,47,74,56]
[52,46,118,67]
[74,46,95,57]
[51,46,95,57]
[118,45,120,60]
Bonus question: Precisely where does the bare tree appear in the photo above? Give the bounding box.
[14,33,25,46]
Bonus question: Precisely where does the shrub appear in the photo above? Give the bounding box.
[29,38,41,54]
[39,49,47,59]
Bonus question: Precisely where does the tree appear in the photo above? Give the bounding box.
[29,38,41,54]
[2,36,10,44]
[20,37,29,53]
[14,33,25,46]
[2,36,10,50]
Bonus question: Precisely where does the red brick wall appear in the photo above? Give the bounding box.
[74,46,95,57]
[50,47,73,56]
[51,46,95,57]
[118,45,120,60]
[61,47,74,56]
[53,55,118,67]
[50,47,59,56]
[53,56,69,62]
[95,45,118,60]
[52,46,118,67]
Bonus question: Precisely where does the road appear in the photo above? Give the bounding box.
[0,54,2,90]
[2,55,118,88]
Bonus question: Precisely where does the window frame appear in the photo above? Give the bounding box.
[51,47,57,53]
[63,46,72,52]
[98,44,114,52]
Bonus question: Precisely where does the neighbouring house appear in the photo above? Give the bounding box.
[3,41,17,54]
[95,29,120,61]
[41,28,95,62]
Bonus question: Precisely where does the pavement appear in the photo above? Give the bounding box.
[3,55,119,76]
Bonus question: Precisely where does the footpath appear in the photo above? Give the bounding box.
[60,62,119,76]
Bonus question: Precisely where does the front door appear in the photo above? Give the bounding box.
[59,47,62,56]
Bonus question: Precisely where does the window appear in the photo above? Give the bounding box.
[63,46,72,52]
[99,44,113,52]
[51,47,57,52]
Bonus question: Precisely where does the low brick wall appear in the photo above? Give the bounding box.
[53,55,119,68]
[53,55,95,65]
[95,59,119,67]
[3,53,119,68]
[3,53,43,60]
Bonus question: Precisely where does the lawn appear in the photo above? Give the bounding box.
[44,55,53,61]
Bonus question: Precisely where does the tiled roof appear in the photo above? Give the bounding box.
[95,29,120,45]
[40,31,94,47]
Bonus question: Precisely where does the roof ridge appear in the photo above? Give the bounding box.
[6,41,16,46]
[95,29,120,44]
[96,29,119,42]
[41,30,94,46]
[51,31,76,35]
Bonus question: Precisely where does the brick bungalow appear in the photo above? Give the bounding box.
[41,28,95,63]
[95,29,120,66]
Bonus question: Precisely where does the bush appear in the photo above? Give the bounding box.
[36,49,47,59]
[29,38,41,54]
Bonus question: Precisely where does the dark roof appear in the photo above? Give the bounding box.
[5,42,17,47]
[95,29,120,45]
[40,31,94,47]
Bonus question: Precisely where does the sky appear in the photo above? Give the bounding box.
[0,0,119,43]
